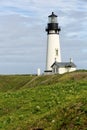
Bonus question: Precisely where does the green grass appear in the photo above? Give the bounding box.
[0,71,87,130]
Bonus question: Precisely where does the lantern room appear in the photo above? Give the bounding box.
[48,12,57,23]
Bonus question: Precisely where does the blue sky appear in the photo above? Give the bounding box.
[0,0,87,74]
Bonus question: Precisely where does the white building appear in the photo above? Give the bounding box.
[44,12,76,74]
[51,61,76,74]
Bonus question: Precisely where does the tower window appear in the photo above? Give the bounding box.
[55,49,58,56]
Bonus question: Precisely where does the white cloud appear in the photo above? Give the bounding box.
[0,0,87,74]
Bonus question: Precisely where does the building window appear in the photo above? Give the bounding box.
[56,67,58,73]
[55,49,58,56]
[53,67,58,73]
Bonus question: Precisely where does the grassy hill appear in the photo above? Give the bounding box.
[0,71,87,130]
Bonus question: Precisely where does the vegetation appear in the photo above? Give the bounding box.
[0,71,87,130]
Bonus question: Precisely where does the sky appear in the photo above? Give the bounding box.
[0,0,87,74]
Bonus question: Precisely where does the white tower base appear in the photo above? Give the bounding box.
[46,32,61,71]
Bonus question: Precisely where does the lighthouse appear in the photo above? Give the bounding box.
[45,12,61,74]
[44,12,76,74]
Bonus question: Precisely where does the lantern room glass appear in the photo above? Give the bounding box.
[48,17,57,23]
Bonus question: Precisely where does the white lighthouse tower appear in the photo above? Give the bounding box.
[44,12,61,74]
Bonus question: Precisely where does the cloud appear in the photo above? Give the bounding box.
[0,0,87,74]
